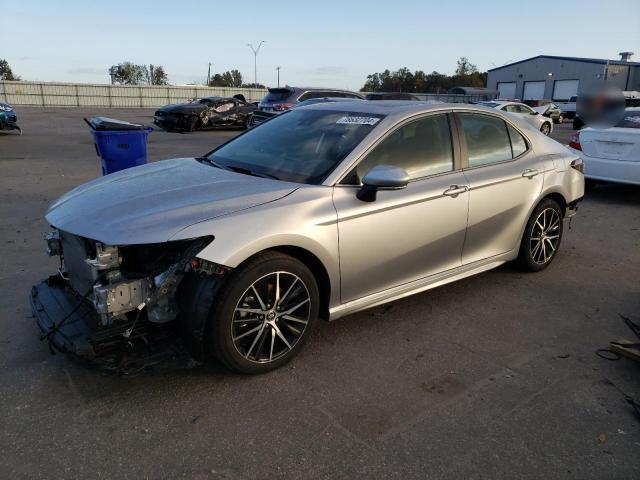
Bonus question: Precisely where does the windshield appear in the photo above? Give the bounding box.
[207,109,384,184]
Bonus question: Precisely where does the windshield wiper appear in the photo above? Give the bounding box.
[195,156,231,171]
[226,165,280,180]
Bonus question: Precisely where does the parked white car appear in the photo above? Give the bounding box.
[567,108,640,185]
[479,101,553,135]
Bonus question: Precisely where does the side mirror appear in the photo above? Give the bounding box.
[531,111,539,115]
[356,165,409,202]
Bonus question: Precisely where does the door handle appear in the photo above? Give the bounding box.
[443,185,468,197]
[522,168,539,178]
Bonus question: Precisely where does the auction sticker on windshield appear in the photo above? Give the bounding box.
[336,116,381,126]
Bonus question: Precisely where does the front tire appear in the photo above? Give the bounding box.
[206,252,320,374]
[540,122,551,135]
[186,116,199,132]
[518,199,564,272]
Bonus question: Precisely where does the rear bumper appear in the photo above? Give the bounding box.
[571,149,640,185]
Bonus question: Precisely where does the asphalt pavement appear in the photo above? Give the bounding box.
[1,108,639,479]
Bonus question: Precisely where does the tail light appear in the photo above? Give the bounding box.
[570,158,584,173]
[273,103,295,111]
[568,132,582,151]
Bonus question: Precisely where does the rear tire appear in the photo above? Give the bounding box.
[555,115,563,124]
[206,252,320,374]
[517,199,564,272]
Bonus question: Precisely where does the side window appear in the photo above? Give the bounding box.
[458,113,512,167]
[351,114,453,183]
[299,91,324,101]
[507,124,528,157]
[518,104,534,114]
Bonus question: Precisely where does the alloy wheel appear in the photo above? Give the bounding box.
[231,271,311,363]
[530,208,561,265]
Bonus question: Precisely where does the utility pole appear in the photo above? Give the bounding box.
[276,66,281,88]
[247,41,265,86]
[207,62,212,86]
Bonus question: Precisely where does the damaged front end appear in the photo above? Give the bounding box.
[31,230,223,373]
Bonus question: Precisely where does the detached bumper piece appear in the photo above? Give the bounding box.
[30,275,199,375]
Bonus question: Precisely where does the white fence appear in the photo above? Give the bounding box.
[0,81,268,108]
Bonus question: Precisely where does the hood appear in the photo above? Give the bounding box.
[158,102,206,114]
[46,158,298,245]
[533,105,550,115]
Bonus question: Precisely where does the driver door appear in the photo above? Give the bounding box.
[332,113,469,303]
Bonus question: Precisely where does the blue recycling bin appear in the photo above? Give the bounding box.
[86,117,153,175]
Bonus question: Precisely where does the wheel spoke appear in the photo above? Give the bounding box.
[233,324,263,342]
[269,328,275,361]
[274,272,281,306]
[245,324,266,358]
[235,307,263,314]
[274,325,292,350]
[282,314,308,325]
[278,278,298,308]
[233,317,262,323]
[251,284,267,310]
[281,298,310,316]
[531,240,542,258]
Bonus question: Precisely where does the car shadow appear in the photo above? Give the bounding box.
[585,183,640,205]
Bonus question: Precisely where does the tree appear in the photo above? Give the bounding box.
[144,64,168,85]
[0,59,20,81]
[111,62,146,85]
[208,70,245,87]
[360,59,487,93]
[455,57,478,76]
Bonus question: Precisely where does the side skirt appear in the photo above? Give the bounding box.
[328,252,515,321]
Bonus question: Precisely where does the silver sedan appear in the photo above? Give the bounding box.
[33,102,585,374]
[479,100,554,135]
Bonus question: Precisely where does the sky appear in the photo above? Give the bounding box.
[2,0,639,90]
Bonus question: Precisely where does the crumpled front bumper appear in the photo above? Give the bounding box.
[30,275,198,374]
[31,275,100,357]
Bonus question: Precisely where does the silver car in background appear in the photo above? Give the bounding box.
[32,102,584,374]
[479,100,554,135]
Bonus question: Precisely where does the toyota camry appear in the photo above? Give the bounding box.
[31,102,584,374]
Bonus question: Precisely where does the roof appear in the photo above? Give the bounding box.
[299,101,500,120]
[488,55,640,72]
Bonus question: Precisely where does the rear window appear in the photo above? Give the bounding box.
[261,89,293,103]
[616,111,640,128]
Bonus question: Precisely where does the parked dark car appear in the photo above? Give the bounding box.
[154,96,257,132]
[0,102,21,133]
[258,87,363,113]
[249,87,364,127]
[523,100,564,124]
[365,92,421,101]
[249,96,364,127]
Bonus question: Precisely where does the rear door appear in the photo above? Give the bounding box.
[455,112,545,264]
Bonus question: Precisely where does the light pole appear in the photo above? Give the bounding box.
[276,66,281,87]
[247,41,265,86]
[207,62,213,86]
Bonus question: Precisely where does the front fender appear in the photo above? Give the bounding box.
[171,187,341,308]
